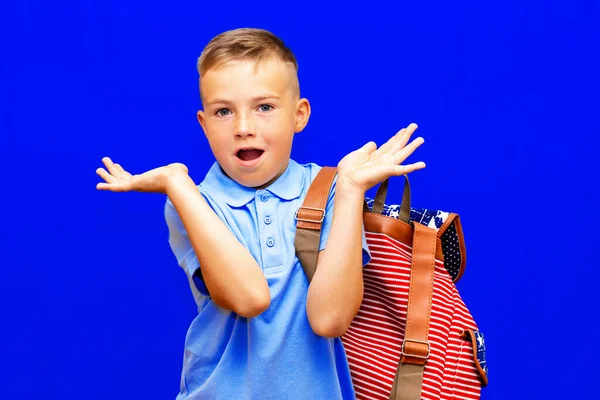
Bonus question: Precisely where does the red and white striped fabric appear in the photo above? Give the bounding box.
[342,231,483,400]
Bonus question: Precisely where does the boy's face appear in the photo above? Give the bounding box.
[197,58,310,188]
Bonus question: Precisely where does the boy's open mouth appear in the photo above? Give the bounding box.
[236,149,264,162]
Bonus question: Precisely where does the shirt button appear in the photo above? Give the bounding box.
[266,238,275,247]
[260,194,269,202]
[264,216,272,225]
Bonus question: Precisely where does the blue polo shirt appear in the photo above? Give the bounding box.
[164,159,371,400]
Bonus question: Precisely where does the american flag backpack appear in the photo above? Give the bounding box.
[294,167,488,400]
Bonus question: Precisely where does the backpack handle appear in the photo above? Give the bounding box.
[371,175,411,224]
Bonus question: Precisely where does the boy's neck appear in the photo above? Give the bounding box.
[219,160,290,191]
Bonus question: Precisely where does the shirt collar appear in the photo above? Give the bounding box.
[201,159,305,207]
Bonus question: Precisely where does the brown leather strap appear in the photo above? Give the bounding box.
[390,363,423,400]
[372,179,389,215]
[389,222,437,400]
[401,222,436,364]
[294,166,337,281]
[372,176,411,223]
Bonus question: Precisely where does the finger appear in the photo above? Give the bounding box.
[393,161,426,175]
[377,128,405,154]
[393,136,425,165]
[96,182,113,191]
[96,167,116,183]
[405,122,418,134]
[112,162,124,172]
[112,162,125,173]
[359,160,426,188]
[368,162,426,182]
[102,157,122,177]
[360,163,406,186]
[387,123,419,155]
[96,181,131,192]
[113,163,132,178]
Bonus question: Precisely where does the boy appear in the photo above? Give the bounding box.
[96,28,425,399]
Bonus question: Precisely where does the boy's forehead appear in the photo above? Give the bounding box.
[200,59,298,103]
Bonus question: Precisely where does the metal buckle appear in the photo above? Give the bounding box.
[295,206,325,223]
[401,339,430,360]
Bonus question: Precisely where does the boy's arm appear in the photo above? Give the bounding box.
[165,173,270,318]
[306,180,366,338]
[96,158,270,318]
[306,123,426,338]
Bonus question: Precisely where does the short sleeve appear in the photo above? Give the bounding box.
[164,198,210,297]
[318,176,371,266]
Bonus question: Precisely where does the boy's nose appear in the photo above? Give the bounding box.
[235,115,256,138]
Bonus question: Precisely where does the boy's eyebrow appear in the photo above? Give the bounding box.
[207,95,281,106]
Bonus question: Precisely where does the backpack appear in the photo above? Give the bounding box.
[294,167,488,400]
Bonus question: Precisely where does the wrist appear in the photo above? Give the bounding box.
[335,176,366,201]
[165,169,194,196]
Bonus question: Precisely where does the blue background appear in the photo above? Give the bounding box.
[1,1,598,399]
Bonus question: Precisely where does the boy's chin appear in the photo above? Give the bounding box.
[233,170,281,190]
[222,159,288,189]
[242,176,274,189]
[223,169,267,189]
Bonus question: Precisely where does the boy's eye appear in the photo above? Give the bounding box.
[216,108,231,117]
[258,104,273,112]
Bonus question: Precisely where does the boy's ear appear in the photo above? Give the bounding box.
[197,110,207,135]
[294,98,311,133]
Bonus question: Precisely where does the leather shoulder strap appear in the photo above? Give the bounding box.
[390,222,437,400]
[294,166,337,282]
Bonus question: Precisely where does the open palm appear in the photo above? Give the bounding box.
[96,157,188,194]
[337,123,426,192]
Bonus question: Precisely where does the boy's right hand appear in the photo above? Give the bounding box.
[96,157,189,194]
[336,123,425,194]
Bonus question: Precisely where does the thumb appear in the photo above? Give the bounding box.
[357,141,377,154]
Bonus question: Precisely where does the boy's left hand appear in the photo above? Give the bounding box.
[337,123,426,193]
[95,157,189,194]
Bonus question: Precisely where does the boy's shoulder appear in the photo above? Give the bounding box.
[291,159,325,182]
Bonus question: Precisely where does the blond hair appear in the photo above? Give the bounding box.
[197,28,300,96]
